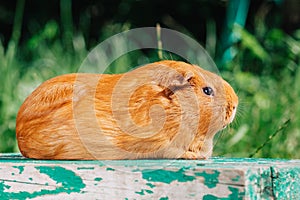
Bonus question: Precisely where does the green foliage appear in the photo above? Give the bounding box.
[213,14,300,158]
[0,0,25,152]
[1,1,300,159]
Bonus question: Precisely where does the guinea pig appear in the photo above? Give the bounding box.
[16,60,238,160]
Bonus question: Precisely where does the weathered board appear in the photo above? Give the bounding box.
[0,154,299,199]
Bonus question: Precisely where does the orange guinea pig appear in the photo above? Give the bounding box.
[16,60,238,160]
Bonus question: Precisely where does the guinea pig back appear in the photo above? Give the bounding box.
[16,60,238,160]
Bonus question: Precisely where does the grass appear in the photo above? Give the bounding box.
[213,23,300,159]
[1,2,300,159]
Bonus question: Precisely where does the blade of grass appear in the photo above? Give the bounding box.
[156,23,163,60]
[249,119,291,158]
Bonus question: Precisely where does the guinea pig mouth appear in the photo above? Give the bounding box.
[222,106,237,130]
[229,107,237,123]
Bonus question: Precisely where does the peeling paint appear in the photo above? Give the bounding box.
[159,197,169,200]
[0,181,11,192]
[94,177,103,181]
[195,170,220,188]
[135,189,153,195]
[77,167,94,170]
[271,166,300,199]
[0,166,86,199]
[142,168,196,184]
[146,182,156,188]
[227,186,245,199]
[231,175,240,182]
[1,154,300,199]
[203,187,244,200]
[36,166,85,193]
[13,166,24,174]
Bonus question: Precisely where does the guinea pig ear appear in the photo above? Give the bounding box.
[183,71,194,83]
[155,70,195,98]
[170,71,194,88]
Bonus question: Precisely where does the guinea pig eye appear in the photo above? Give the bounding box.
[202,87,214,96]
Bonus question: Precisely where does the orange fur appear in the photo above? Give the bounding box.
[16,60,238,160]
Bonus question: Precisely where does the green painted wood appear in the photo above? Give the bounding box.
[0,153,299,199]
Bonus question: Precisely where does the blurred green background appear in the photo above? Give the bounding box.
[0,0,299,158]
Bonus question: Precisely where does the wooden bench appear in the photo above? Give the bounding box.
[0,153,299,199]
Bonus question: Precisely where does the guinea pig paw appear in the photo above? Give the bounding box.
[181,151,203,160]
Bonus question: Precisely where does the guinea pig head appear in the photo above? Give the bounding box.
[154,61,238,133]
[191,65,238,135]
[149,61,238,158]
